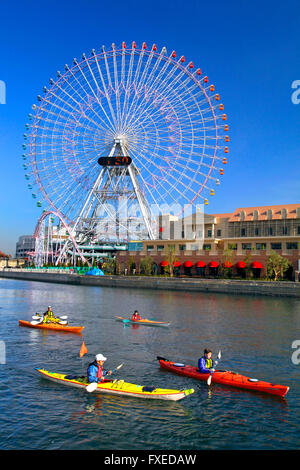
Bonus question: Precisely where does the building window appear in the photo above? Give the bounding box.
[298,226,300,235]
[286,242,298,250]
[207,230,212,238]
[242,243,252,250]
[217,229,222,237]
[256,243,266,250]
[146,245,154,251]
[203,244,211,251]
[241,228,246,237]
[128,242,143,251]
[228,243,237,250]
[255,228,259,236]
[157,245,165,252]
[268,227,273,236]
[282,226,288,235]
[179,244,186,251]
[271,243,282,250]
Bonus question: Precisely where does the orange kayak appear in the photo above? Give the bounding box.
[19,320,84,334]
[157,357,289,398]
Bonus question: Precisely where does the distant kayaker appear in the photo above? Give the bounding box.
[87,353,112,383]
[198,349,215,374]
[131,310,142,321]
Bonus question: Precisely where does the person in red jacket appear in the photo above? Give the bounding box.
[131,310,142,321]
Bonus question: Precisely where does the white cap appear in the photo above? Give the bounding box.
[95,353,107,362]
[48,306,51,308]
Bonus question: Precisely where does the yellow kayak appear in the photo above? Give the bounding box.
[36,368,194,401]
[115,316,170,327]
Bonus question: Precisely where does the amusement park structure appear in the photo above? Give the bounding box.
[22,41,229,267]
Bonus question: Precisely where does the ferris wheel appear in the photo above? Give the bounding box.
[22,41,229,262]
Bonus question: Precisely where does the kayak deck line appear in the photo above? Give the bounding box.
[19,320,84,334]
[36,368,194,401]
[115,316,170,327]
[157,357,289,398]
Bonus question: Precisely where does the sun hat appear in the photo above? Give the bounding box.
[95,353,107,362]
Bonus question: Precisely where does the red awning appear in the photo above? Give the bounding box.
[160,261,169,267]
[173,261,181,267]
[236,261,247,269]
[223,261,232,268]
[195,261,206,268]
[208,261,219,268]
[183,261,193,268]
[251,261,263,269]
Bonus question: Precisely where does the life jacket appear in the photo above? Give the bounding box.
[87,360,104,382]
[43,310,56,323]
[132,313,141,321]
[205,358,213,369]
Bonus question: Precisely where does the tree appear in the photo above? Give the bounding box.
[102,258,116,274]
[163,246,178,278]
[267,251,290,281]
[243,252,254,279]
[127,255,136,274]
[221,247,235,278]
[140,256,154,276]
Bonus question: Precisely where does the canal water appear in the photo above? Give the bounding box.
[0,278,299,450]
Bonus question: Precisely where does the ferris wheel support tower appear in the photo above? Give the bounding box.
[56,136,155,265]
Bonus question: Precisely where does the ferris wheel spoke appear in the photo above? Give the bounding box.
[138,143,220,186]
[66,63,117,134]
[132,143,209,197]
[121,48,155,124]
[122,49,167,129]
[83,55,119,132]
[122,48,170,130]
[130,146,188,207]
[130,140,201,204]
[111,44,123,130]
[37,94,111,139]
[125,55,193,130]
[92,51,119,130]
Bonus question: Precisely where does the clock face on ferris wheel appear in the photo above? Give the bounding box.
[23,41,229,223]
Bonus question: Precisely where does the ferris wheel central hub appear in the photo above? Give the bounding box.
[114,135,128,145]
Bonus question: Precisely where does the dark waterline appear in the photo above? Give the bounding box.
[0,278,299,450]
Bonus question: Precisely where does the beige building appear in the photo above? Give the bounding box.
[117,203,300,278]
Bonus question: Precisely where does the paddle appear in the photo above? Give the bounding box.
[86,363,123,393]
[207,350,221,386]
[32,313,68,325]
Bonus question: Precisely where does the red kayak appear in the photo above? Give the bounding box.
[157,356,289,398]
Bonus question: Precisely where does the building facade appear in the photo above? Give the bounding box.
[117,204,300,279]
[15,235,35,259]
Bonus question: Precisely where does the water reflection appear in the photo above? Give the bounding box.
[0,278,299,450]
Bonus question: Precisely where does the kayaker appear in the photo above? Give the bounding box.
[87,353,112,383]
[198,349,215,374]
[42,306,55,323]
[131,310,142,321]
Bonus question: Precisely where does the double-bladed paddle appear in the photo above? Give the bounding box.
[207,350,222,386]
[86,363,124,393]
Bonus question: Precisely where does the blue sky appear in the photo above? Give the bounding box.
[0,0,300,255]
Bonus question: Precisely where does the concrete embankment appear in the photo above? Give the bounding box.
[1,269,300,297]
